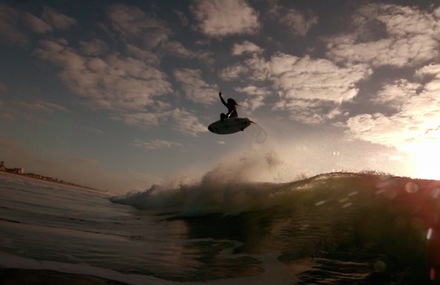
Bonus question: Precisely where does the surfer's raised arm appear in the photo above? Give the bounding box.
[218,91,238,121]
[219,92,228,107]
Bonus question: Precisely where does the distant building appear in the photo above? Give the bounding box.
[10,168,24,174]
[0,161,6,171]
[0,161,24,174]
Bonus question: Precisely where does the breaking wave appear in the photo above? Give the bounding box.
[110,171,440,283]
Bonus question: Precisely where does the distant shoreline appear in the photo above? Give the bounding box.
[0,170,105,193]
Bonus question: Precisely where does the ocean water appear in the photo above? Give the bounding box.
[1,171,440,284]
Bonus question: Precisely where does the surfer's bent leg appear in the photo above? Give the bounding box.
[220,113,227,121]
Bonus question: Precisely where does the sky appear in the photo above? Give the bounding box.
[1,0,440,192]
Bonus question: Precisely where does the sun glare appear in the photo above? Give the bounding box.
[407,143,440,181]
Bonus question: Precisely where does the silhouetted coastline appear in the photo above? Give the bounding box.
[0,161,103,192]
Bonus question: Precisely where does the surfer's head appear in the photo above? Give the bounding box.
[227,98,238,106]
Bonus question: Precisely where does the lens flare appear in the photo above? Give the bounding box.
[405,143,440,180]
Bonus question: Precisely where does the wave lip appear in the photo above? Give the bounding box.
[110,171,436,217]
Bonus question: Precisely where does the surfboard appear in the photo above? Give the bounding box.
[208,117,252,135]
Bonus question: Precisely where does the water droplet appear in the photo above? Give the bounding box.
[431,268,436,280]
[375,189,386,195]
[427,228,434,240]
[374,260,387,272]
[339,197,349,203]
[405,182,419,193]
[432,188,440,199]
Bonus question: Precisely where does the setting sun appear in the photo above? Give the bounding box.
[406,142,440,181]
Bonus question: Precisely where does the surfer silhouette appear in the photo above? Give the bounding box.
[219,92,238,121]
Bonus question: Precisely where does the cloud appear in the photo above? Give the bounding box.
[174,68,218,105]
[279,8,318,36]
[234,85,268,111]
[220,44,372,124]
[31,4,211,134]
[79,39,108,56]
[117,112,163,126]
[232,41,263,55]
[191,0,260,37]
[14,100,70,113]
[154,40,214,63]
[243,54,270,81]
[371,79,420,110]
[0,100,13,120]
[0,82,8,94]
[22,12,52,34]
[0,3,29,47]
[131,139,183,150]
[170,108,207,136]
[0,99,69,121]
[0,4,78,47]
[106,4,170,48]
[173,10,189,26]
[34,38,172,120]
[347,113,413,150]
[42,6,77,30]
[161,41,193,57]
[267,53,371,124]
[339,4,440,153]
[415,63,440,78]
[125,43,159,64]
[0,100,12,120]
[268,54,371,102]
[219,64,249,81]
[268,2,318,36]
[275,99,345,125]
[326,3,440,67]
[347,65,440,151]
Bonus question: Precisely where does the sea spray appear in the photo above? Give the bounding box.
[111,149,298,216]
